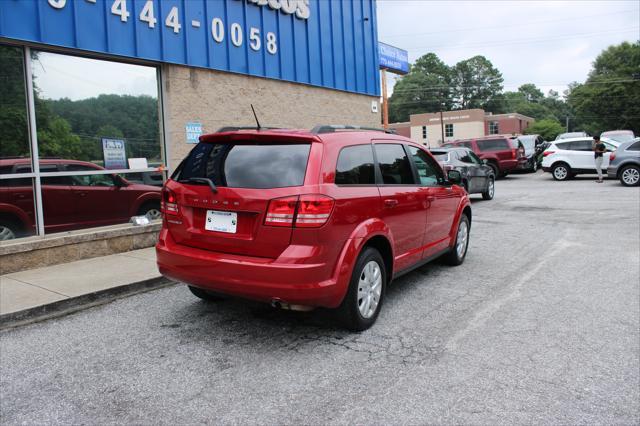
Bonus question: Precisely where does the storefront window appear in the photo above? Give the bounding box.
[0,178,37,240]
[0,45,30,159]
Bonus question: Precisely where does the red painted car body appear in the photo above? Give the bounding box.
[0,159,161,237]
[156,129,471,312]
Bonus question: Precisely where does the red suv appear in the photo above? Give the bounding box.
[156,126,472,330]
[0,159,161,240]
[443,136,526,177]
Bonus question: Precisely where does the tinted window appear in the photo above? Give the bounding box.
[468,152,483,165]
[556,142,571,150]
[477,139,510,151]
[460,141,473,149]
[568,140,593,151]
[430,151,449,161]
[374,144,415,185]
[627,141,640,151]
[458,151,473,164]
[335,144,375,185]
[179,142,310,189]
[408,146,443,186]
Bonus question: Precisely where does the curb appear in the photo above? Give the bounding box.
[0,277,176,331]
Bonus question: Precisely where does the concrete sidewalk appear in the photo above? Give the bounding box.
[0,247,171,328]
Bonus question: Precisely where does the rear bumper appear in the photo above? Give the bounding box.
[499,159,519,172]
[607,166,617,178]
[542,166,552,172]
[156,229,348,308]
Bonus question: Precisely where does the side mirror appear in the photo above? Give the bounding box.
[447,170,462,185]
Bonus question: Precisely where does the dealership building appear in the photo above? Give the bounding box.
[392,109,535,147]
[0,0,382,271]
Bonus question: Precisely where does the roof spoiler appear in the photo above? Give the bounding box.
[311,125,396,135]
[216,126,282,133]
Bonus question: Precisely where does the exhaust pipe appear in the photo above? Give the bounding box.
[270,299,314,312]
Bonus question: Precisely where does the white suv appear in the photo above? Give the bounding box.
[541,137,620,181]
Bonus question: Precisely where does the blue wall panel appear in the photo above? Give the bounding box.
[0,0,380,96]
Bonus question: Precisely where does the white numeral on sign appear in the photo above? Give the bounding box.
[230,23,243,47]
[211,18,224,43]
[165,6,181,34]
[48,0,66,9]
[249,27,261,51]
[139,0,157,28]
[266,32,277,55]
[111,0,130,22]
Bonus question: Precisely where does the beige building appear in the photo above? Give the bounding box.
[395,109,535,147]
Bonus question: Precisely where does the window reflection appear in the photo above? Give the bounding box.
[0,177,36,240]
[0,44,30,160]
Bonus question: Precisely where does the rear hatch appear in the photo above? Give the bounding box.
[164,134,315,259]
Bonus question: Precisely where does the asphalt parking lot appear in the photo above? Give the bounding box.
[1,171,639,425]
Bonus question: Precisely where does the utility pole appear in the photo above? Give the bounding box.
[381,69,389,130]
[565,116,569,132]
[440,109,445,145]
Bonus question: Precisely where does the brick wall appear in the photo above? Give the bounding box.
[162,64,381,168]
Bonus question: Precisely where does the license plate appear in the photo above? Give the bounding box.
[205,210,237,233]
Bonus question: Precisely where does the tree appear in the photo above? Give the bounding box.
[0,46,30,158]
[567,41,640,135]
[388,53,453,122]
[451,55,504,109]
[524,118,565,141]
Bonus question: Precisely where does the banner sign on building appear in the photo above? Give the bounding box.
[185,122,203,144]
[378,42,409,75]
[0,0,381,96]
[102,138,127,169]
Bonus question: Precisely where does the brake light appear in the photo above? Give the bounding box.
[542,151,555,157]
[511,148,517,159]
[161,187,179,216]
[296,195,335,228]
[264,195,335,228]
[265,196,298,227]
[610,152,616,161]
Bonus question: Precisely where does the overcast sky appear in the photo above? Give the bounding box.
[377,0,640,97]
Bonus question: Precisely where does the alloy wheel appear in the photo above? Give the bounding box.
[622,167,639,186]
[357,261,382,319]
[456,220,469,258]
[0,226,16,241]
[553,166,568,180]
[145,209,162,220]
[488,179,495,198]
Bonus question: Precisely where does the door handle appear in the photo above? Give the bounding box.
[77,192,87,197]
[383,199,398,208]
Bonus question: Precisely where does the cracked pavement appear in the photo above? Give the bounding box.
[1,171,639,424]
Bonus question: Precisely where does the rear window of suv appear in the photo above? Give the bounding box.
[477,139,510,151]
[177,142,311,189]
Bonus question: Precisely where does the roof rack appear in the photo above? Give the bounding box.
[216,126,282,133]
[311,125,397,135]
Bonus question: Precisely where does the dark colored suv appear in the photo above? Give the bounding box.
[0,159,161,240]
[443,136,527,178]
[156,126,472,330]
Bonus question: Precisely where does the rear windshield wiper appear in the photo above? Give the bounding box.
[179,177,218,193]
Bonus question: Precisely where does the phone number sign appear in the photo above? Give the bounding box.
[0,0,381,97]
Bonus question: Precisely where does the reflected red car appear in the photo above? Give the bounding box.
[0,159,161,240]
[443,135,527,177]
[156,127,472,330]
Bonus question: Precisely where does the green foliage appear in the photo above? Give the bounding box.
[451,56,504,109]
[567,41,640,135]
[0,46,30,157]
[524,119,565,141]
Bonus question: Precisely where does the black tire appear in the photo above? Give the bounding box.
[530,159,538,173]
[337,247,386,332]
[488,162,499,178]
[619,165,640,187]
[188,285,226,301]
[0,218,21,241]
[137,201,162,220]
[443,214,470,266]
[551,163,571,181]
[482,176,495,200]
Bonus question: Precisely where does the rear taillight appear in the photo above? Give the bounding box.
[265,196,298,227]
[511,149,517,159]
[542,151,555,157]
[161,187,179,216]
[296,195,334,228]
[610,152,616,161]
[264,195,335,228]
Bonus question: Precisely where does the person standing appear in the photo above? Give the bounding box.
[593,135,606,183]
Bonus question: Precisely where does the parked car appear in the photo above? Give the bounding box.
[442,135,527,178]
[515,134,546,172]
[541,137,620,181]
[431,147,495,200]
[156,126,472,331]
[607,138,640,186]
[0,159,161,240]
[601,130,636,144]
[555,131,589,140]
